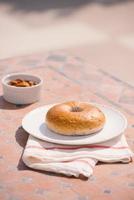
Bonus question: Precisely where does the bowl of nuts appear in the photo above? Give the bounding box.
[2,73,43,104]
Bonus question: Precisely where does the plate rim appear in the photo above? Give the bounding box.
[22,102,127,145]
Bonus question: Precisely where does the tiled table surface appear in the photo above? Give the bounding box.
[0,52,134,200]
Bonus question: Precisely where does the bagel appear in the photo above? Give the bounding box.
[45,101,106,136]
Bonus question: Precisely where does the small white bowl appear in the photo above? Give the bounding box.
[2,73,43,105]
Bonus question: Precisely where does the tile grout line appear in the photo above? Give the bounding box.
[0,63,132,116]
[98,69,134,89]
[49,66,133,116]
[94,92,134,116]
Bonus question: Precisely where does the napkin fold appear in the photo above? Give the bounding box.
[22,135,133,178]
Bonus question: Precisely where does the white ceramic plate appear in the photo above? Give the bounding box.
[22,103,127,145]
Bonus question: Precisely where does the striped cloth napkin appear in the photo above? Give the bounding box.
[22,134,133,178]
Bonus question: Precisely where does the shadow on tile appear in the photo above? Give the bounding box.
[0,96,31,110]
[15,126,29,147]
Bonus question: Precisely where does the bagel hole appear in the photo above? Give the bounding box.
[71,106,83,112]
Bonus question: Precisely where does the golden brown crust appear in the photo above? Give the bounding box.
[45,101,106,136]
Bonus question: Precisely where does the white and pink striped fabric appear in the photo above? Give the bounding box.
[22,135,133,178]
